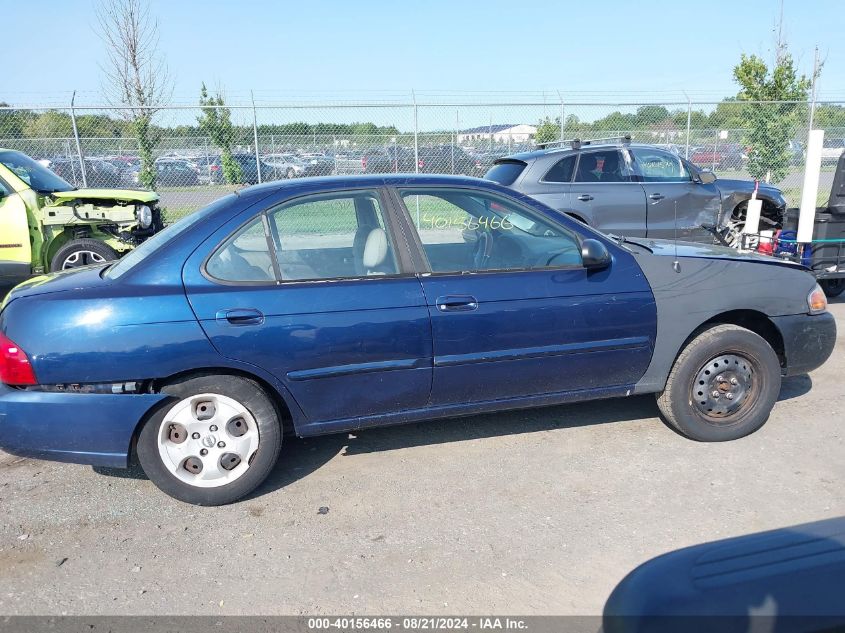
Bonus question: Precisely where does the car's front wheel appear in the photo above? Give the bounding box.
[137,374,282,505]
[50,239,118,272]
[820,278,845,298]
[656,324,781,441]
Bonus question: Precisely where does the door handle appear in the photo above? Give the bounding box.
[577,194,594,202]
[215,308,265,326]
[649,193,665,201]
[435,295,479,312]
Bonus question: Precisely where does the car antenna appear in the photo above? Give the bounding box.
[672,200,681,273]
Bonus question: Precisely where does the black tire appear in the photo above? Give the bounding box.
[49,238,118,272]
[137,374,282,505]
[820,278,845,298]
[656,324,781,441]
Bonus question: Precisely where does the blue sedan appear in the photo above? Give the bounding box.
[0,175,836,505]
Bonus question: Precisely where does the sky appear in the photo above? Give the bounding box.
[2,0,843,110]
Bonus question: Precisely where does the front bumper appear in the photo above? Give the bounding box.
[0,386,168,468]
[771,312,837,376]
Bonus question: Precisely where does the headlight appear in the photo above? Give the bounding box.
[807,284,828,314]
[137,205,153,229]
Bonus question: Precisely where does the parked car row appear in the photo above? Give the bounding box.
[28,133,826,194]
[32,145,535,189]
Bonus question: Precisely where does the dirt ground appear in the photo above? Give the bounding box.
[0,300,842,616]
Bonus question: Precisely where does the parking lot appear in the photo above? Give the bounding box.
[0,298,841,615]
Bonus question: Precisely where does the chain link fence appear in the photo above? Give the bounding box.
[1,99,844,222]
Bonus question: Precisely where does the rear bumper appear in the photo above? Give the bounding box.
[771,312,837,376]
[0,386,167,468]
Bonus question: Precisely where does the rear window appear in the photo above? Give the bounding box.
[105,195,232,280]
[484,160,527,186]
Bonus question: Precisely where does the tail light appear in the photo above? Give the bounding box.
[0,333,37,386]
[361,156,368,170]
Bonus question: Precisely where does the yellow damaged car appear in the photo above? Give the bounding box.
[0,149,163,284]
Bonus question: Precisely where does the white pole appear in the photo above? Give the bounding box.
[412,90,419,174]
[251,91,262,184]
[69,91,88,187]
[684,93,692,159]
[797,129,825,245]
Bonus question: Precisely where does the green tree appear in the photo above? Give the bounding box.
[23,111,73,138]
[733,50,815,182]
[0,103,36,139]
[535,116,560,144]
[635,105,670,128]
[813,104,845,129]
[708,98,746,130]
[198,83,244,184]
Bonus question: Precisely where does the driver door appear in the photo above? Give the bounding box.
[395,186,656,407]
[629,147,720,241]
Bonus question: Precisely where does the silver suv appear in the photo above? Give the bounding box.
[484,138,786,245]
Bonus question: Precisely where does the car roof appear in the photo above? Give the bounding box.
[237,173,502,197]
[502,142,674,162]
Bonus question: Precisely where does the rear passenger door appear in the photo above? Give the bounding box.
[516,154,574,221]
[569,149,647,237]
[183,189,433,429]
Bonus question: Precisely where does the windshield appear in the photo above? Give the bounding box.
[0,150,75,193]
[105,195,233,280]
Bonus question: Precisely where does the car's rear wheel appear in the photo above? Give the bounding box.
[137,374,282,505]
[50,239,118,272]
[656,324,781,441]
[820,278,845,298]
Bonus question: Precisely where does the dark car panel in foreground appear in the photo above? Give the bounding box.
[604,516,845,631]
[0,175,835,505]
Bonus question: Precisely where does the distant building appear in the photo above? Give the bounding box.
[457,123,538,144]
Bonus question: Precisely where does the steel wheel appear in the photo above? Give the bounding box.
[690,353,759,423]
[156,393,260,488]
[61,250,107,269]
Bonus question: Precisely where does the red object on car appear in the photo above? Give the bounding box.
[0,333,37,386]
[757,231,778,256]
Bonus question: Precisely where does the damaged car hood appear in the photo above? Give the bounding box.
[623,237,807,270]
[49,188,159,204]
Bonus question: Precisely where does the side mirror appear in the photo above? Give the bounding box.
[581,238,611,270]
[697,169,717,184]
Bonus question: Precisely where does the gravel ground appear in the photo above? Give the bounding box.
[0,300,842,616]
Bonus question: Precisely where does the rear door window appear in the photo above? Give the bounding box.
[543,155,576,183]
[574,150,628,183]
[484,160,526,186]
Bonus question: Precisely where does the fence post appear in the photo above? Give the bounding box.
[412,91,419,174]
[69,91,87,187]
[684,93,692,159]
[251,91,262,184]
[558,91,565,142]
[808,46,820,131]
